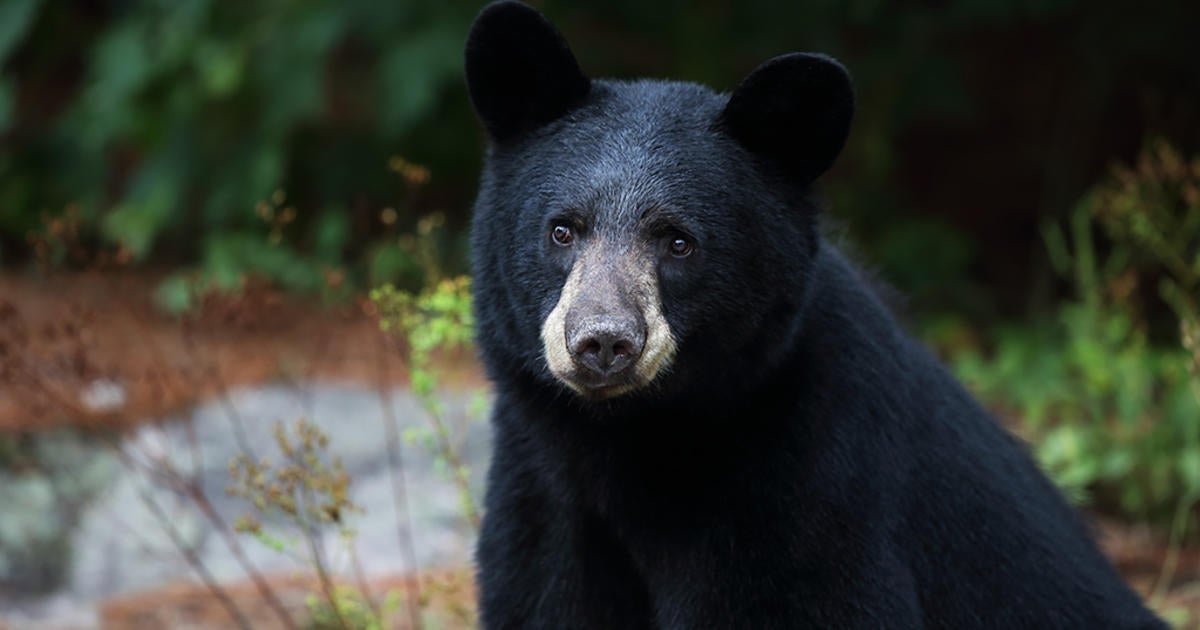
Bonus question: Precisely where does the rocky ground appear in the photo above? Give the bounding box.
[1,382,488,629]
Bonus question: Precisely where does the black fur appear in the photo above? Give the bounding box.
[465,0,591,142]
[465,2,1164,628]
[719,52,855,187]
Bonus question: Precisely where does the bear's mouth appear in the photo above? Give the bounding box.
[557,370,643,400]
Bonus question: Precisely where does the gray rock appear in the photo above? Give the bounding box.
[0,382,491,629]
[0,431,120,595]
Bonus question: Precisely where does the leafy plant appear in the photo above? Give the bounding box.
[2,1,473,258]
[305,586,403,630]
[1092,140,1200,409]
[228,419,395,630]
[371,275,481,531]
[954,142,1200,534]
[154,157,437,314]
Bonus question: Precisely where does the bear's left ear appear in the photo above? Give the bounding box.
[465,1,591,143]
[718,53,854,186]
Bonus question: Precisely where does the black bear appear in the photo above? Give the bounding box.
[464,2,1165,628]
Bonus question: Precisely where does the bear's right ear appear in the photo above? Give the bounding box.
[718,53,854,186]
[465,1,591,143]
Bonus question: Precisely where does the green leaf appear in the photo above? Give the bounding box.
[369,242,421,289]
[378,27,462,135]
[194,41,245,97]
[1181,448,1200,494]
[89,23,154,109]
[0,79,12,133]
[0,0,41,66]
[202,232,325,293]
[251,529,290,553]
[103,169,179,258]
[1100,450,1134,480]
[154,274,198,314]
[313,209,350,263]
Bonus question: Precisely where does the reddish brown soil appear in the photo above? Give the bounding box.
[1100,520,1200,626]
[0,270,482,433]
[98,569,477,630]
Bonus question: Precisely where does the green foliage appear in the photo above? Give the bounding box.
[148,164,445,312]
[372,277,473,377]
[228,420,382,629]
[1092,140,1200,409]
[0,0,41,135]
[954,142,1200,530]
[1,0,476,288]
[955,306,1196,512]
[0,0,42,65]
[1159,606,1193,630]
[305,585,403,630]
[371,276,482,530]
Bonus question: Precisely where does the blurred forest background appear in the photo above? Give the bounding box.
[2,0,1200,627]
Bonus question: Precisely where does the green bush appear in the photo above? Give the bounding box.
[953,142,1200,530]
[2,1,476,287]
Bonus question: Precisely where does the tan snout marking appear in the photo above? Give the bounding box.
[627,258,677,385]
[541,264,583,388]
[540,251,677,397]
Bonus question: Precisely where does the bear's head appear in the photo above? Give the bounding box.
[466,1,853,406]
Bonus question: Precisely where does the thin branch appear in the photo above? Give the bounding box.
[290,468,351,630]
[184,481,299,630]
[1150,492,1198,604]
[22,370,250,628]
[346,529,385,625]
[424,399,480,531]
[20,363,298,630]
[126,472,254,630]
[376,336,424,630]
[177,319,259,462]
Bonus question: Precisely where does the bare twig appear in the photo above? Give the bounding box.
[424,401,480,532]
[376,335,424,630]
[128,471,255,630]
[288,451,352,630]
[1150,492,1198,604]
[184,482,299,629]
[17,357,298,630]
[118,293,297,628]
[346,530,384,625]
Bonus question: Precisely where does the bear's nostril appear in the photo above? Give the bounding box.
[570,328,643,378]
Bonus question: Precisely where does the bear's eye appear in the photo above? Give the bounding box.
[668,236,694,258]
[551,224,574,246]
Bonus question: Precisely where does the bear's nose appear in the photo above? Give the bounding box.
[567,318,645,379]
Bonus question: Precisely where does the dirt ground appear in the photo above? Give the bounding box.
[2,271,1198,628]
[97,570,478,630]
[0,270,482,433]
